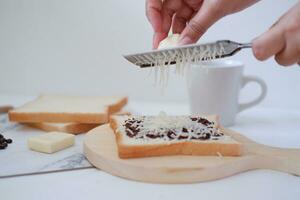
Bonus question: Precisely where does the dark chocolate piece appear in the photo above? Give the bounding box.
[197,118,211,126]
[146,134,161,139]
[182,127,188,133]
[167,130,176,139]
[178,135,188,140]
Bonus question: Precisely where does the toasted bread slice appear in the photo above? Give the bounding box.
[110,114,242,158]
[9,95,128,124]
[26,110,131,134]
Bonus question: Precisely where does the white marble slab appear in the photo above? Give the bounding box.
[0,114,92,178]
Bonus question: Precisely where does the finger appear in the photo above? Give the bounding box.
[275,45,300,66]
[273,2,300,66]
[146,0,163,32]
[275,39,300,66]
[252,24,285,61]
[161,0,183,33]
[146,0,164,48]
[183,0,203,11]
[179,1,224,45]
[153,32,168,49]
[172,4,194,34]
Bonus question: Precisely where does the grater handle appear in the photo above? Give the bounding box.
[217,40,252,59]
[239,43,252,49]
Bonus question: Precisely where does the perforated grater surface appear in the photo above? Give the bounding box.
[124,40,252,68]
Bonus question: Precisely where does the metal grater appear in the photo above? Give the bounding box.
[123,40,252,68]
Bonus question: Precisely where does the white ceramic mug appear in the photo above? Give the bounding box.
[187,60,267,126]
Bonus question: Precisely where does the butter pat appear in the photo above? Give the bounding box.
[28,132,75,153]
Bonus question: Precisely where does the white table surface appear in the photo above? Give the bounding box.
[0,94,300,200]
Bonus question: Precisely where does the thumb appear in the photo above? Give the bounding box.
[252,23,285,61]
[179,4,224,45]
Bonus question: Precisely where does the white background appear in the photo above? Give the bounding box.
[0,0,299,110]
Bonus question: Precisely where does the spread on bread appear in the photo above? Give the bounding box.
[120,113,225,142]
[111,112,242,158]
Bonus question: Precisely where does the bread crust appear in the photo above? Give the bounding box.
[9,112,107,124]
[9,96,128,123]
[26,122,99,134]
[27,110,131,134]
[110,116,242,159]
[107,97,128,114]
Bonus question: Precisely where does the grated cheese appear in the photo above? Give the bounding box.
[154,36,225,88]
[119,112,227,142]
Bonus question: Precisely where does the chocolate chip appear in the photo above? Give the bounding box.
[167,131,176,139]
[198,118,211,126]
[178,135,188,140]
[129,126,140,133]
[6,139,12,144]
[190,133,212,140]
[0,142,7,148]
[125,123,131,128]
[126,130,138,137]
[190,117,198,121]
[146,134,160,139]
[182,127,188,133]
[0,134,12,150]
[200,133,211,140]
[212,131,224,137]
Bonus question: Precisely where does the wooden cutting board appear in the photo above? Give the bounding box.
[83,124,300,183]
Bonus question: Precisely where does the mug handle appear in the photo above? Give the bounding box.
[238,75,267,113]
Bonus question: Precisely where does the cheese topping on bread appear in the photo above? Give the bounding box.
[117,112,227,142]
[111,114,242,158]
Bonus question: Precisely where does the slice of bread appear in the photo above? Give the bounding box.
[110,114,242,158]
[9,95,128,123]
[26,110,131,134]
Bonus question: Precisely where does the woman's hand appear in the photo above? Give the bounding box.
[146,0,258,48]
[252,2,300,66]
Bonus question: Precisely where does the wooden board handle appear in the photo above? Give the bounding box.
[249,144,300,176]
